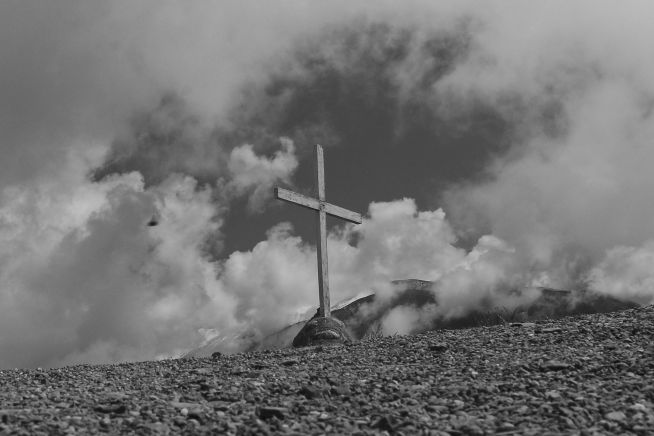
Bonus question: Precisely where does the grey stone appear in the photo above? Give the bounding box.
[298,385,323,400]
[540,360,571,371]
[257,406,287,420]
[605,411,626,422]
[428,343,448,352]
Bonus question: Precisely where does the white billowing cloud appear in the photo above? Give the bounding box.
[219,222,318,336]
[227,138,298,211]
[0,130,306,368]
[329,199,464,299]
[434,1,654,295]
[381,305,433,336]
[0,164,243,368]
[432,235,541,321]
[588,242,654,306]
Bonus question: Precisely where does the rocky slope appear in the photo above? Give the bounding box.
[187,280,638,357]
[1,305,653,435]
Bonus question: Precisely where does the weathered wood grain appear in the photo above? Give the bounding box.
[275,188,362,224]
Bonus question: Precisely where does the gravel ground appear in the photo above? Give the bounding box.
[1,305,653,435]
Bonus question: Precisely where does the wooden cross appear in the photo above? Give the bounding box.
[275,144,362,318]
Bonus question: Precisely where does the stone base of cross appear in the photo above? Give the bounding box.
[275,144,362,318]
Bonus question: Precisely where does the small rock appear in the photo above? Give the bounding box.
[371,415,396,432]
[605,411,626,422]
[298,386,323,400]
[540,360,571,371]
[94,404,126,414]
[538,327,563,333]
[102,392,129,402]
[145,422,169,434]
[330,385,351,397]
[187,409,204,424]
[170,401,201,410]
[428,343,448,353]
[630,403,648,412]
[425,404,448,413]
[460,424,484,436]
[281,359,298,367]
[511,322,536,328]
[257,406,287,420]
[545,390,561,400]
[209,401,230,411]
[498,422,515,431]
[252,363,270,370]
[211,351,222,359]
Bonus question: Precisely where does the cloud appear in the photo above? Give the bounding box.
[438,1,654,294]
[588,241,654,305]
[0,132,303,368]
[332,199,463,292]
[219,222,318,336]
[0,170,241,368]
[227,138,298,211]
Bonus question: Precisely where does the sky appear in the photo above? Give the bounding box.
[1,1,654,368]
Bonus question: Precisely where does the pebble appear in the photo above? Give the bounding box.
[538,327,563,333]
[605,411,626,422]
[540,360,571,371]
[298,385,323,399]
[630,403,648,412]
[257,406,287,420]
[428,343,448,352]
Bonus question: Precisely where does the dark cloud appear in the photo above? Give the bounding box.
[91,94,227,186]
[212,20,516,252]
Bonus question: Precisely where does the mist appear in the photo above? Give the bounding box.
[1,1,653,368]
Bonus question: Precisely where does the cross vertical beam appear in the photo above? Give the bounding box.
[274,144,362,319]
[315,145,329,317]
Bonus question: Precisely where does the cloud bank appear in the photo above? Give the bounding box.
[1,1,654,367]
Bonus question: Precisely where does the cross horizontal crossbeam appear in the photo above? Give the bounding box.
[275,187,362,224]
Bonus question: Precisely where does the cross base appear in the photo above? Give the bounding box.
[292,316,352,348]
